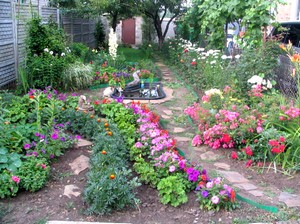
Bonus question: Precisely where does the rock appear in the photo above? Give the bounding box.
[163,109,173,115]
[248,190,264,197]
[214,162,231,170]
[199,151,218,161]
[217,170,249,183]
[75,138,93,148]
[279,192,300,207]
[175,136,191,142]
[63,185,81,198]
[69,155,90,175]
[161,114,171,119]
[173,127,185,133]
[234,183,258,191]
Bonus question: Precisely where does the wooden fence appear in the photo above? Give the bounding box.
[0,1,97,88]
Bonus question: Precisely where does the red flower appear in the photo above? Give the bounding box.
[246,159,253,167]
[222,133,231,144]
[184,48,188,53]
[90,61,93,64]
[245,146,253,156]
[269,139,279,147]
[231,151,238,159]
[94,101,99,105]
[279,136,285,143]
[29,95,34,99]
[201,175,207,181]
[191,61,197,66]
[95,71,100,75]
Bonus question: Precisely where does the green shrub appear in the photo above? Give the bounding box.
[16,156,50,192]
[94,20,106,49]
[0,170,19,198]
[157,175,188,207]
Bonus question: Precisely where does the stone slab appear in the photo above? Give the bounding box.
[69,155,90,175]
[63,185,81,198]
[234,183,258,191]
[175,136,191,142]
[217,170,249,183]
[213,162,231,171]
[170,107,183,111]
[279,192,300,207]
[161,114,171,119]
[174,127,185,133]
[199,151,218,161]
[248,190,264,197]
[163,109,173,116]
[75,138,93,148]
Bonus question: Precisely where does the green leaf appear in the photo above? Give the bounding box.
[0,147,8,154]
[0,156,8,163]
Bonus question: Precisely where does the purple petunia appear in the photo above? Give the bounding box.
[24,143,31,149]
[35,132,40,137]
[51,132,59,140]
[201,190,209,198]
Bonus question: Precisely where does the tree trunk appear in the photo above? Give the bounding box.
[111,12,118,32]
[154,17,164,49]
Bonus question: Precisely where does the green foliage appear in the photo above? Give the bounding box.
[16,156,50,192]
[133,157,159,186]
[100,102,138,146]
[230,40,282,96]
[62,62,94,91]
[69,42,92,63]
[157,175,188,207]
[0,147,22,173]
[0,170,19,198]
[94,20,106,49]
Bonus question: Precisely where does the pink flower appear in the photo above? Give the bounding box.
[12,176,20,184]
[206,181,213,189]
[256,126,263,133]
[192,135,203,146]
[211,196,220,204]
[135,142,143,148]
[169,165,176,172]
[41,164,47,169]
[231,151,238,159]
[279,136,285,142]
[246,159,253,167]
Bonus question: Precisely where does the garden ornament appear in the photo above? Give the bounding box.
[126,70,141,87]
[78,95,94,114]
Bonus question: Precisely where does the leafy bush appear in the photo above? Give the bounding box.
[0,170,19,198]
[157,175,188,207]
[16,156,50,192]
[94,20,106,49]
[0,147,22,173]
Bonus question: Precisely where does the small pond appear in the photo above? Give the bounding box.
[111,82,166,100]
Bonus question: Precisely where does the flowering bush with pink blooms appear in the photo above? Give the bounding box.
[185,84,300,171]
[128,101,238,210]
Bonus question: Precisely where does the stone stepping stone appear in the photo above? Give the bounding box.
[69,155,90,175]
[217,170,249,183]
[175,136,191,142]
[75,138,93,148]
[199,151,219,161]
[170,107,183,111]
[214,162,231,171]
[248,190,264,197]
[173,127,185,133]
[163,109,173,115]
[279,192,300,207]
[161,114,171,119]
[63,184,81,198]
[234,183,258,191]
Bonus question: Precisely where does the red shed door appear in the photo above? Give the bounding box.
[122,18,135,45]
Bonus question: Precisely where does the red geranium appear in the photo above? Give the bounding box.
[231,151,238,159]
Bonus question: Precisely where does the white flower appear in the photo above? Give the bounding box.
[227,55,233,59]
[61,52,65,57]
[210,60,216,64]
[201,56,206,60]
[247,75,263,84]
[49,51,53,55]
[267,80,272,89]
[198,48,205,52]
[235,54,241,59]
[221,55,227,60]
[44,48,49,52]
[108,28,118,60]
[192,58,196,62]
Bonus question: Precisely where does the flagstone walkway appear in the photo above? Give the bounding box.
[57,61,300,224]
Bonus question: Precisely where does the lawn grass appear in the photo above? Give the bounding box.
[117,47,148,62]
